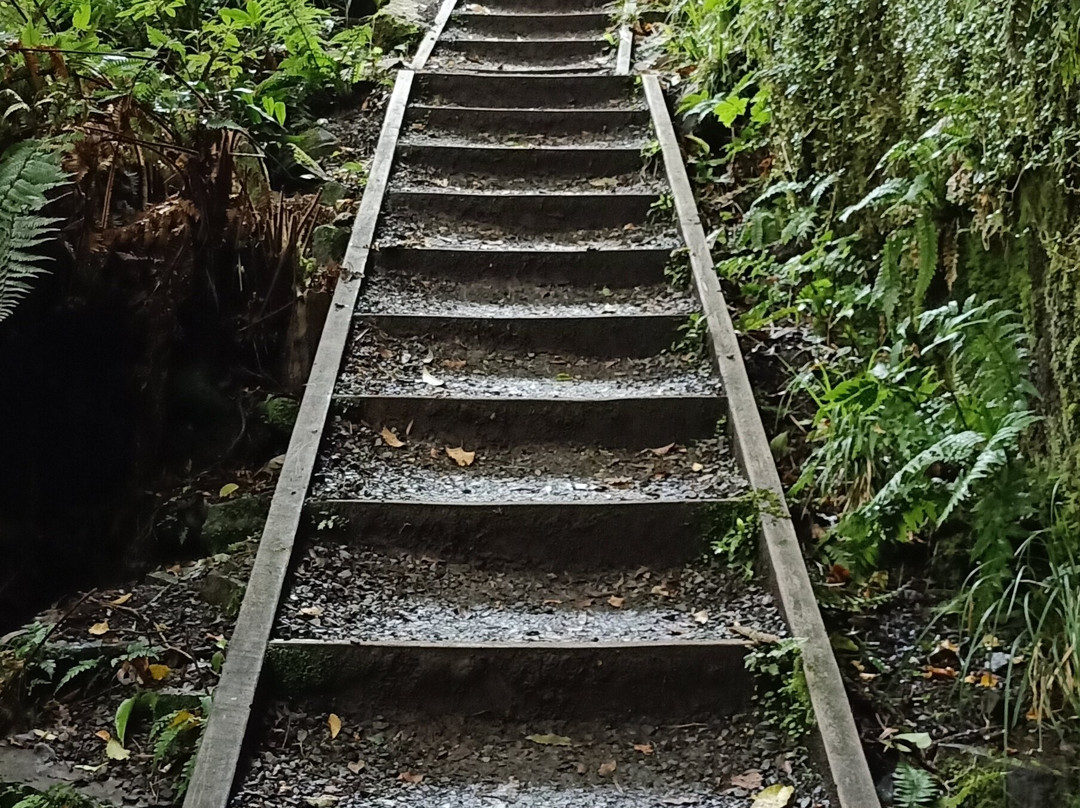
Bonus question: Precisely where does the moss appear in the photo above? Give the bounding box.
[201,496,268,553]
[266,645,337,692]
[263,396,299,434]
[371,8,420,52]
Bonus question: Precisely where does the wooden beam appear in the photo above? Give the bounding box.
[642,73,881,808]
[411,0,459,71]
[181,70,415,808]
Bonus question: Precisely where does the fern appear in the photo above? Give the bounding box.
[893,762,940,807]
[0,141,67,323]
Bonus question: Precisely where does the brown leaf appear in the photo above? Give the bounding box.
[692,609,709,624]
[398,771,424,784]
[598,760,617,777]
[94,730,111,741]
[608,596,625,609]
[299,605,325,618]
[380,427,405,448]
[526,733,572,746]
[328,713,342,739]
[441,359,467,370]
[649,443,675,456]
[730,770,763,790]
[88,621,110,636]
[446,446,475,467]
[633,743,654,755]
[108,593,132,606]
[347,759,365,774]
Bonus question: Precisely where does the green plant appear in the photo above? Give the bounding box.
[0,140,67,322]
[744,637,814,737]
[893,762,941,807]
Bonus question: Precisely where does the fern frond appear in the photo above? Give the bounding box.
[0,141,68,323]
[892,762,940,807]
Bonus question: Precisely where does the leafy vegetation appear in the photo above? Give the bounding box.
[655,0,1080,751]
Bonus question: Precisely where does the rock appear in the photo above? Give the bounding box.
[200,570,246,616]
[319,181,348,207]
[1007,763,1067,807]
[311,224,350,266]
[201,496,268,553]
[263,395,300,433]
[372,6,422,51]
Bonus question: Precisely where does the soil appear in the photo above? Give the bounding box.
[310,421,748,502]
[276,543,787,642]
[231,707,831,808]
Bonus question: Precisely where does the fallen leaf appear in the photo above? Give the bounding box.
[446,446,475,467]
[650,443,675,456]
[752,784,794,807]
[892,732,932,750]
[328,713,342,739]
[105,738,130,761]
[398,771,424,784]
[74,763,107,773]
[108,593,132,606]
[94,730,111,742]
[88,621,110,636]
[299,605,324,617]
[598,760,617,777]
[421,368,444,386]
[731,770,763,790]
[691,462,704,472]
[603,476,634,487]
[526,733,572,746]
[347,759,366,774]
[692,609,709,624]
[633,743,654,755]
[608,596,625,608]
[923,666,957,680]
[304,797,339,807]
[441,359,466,370]
[219,483,240,498]
[148,664,170,681]
[380,427,405,448]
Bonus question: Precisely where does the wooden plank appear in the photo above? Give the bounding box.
[181,71,415,808]
[615,0,634,75]
[411,0,459,70]
[642,74,881,808]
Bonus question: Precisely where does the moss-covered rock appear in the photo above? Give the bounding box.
[201,496,268,553]
[371,6,421,51]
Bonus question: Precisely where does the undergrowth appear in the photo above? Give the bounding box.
[656,0,1080,785]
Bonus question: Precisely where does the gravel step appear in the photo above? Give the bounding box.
[356,272,693,317]
[413,72,638,108]
[278,545,784,645]
[382,189,658,232]
[350,312,687,357]
[391,163,660,194]
[404,104,650,137]
[475,0,609,12]
[311,422,746,503]
[373,245,671,286]
[396,142,646,177]
[449,11,611,37]
[331,321,720,445]
[424,52,612,74]
[434,37,609,64]
[233,709,826,807]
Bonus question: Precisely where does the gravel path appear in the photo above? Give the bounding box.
[335,326,717,399]
[231,709,829,808]
[277,545,786,642]
[354,272,695,318]
[310,423,747,502]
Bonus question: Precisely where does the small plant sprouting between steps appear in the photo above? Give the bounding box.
[744,637,814,738]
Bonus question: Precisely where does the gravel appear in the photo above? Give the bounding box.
[335,326,717,399]
[398,126,650,149]
[375,213,680,251]
[310,422,748,502]
[391,162,663,194]
[277,544,786,643]
[354,272,695,318]
[231,708,830,808]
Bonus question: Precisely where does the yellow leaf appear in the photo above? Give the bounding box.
[219,483,240,498]
[446,446,475,467]
[328,713,342,739]
[105,738,130,761]
[148,664,170,681]
[752,784,794,807]
[88,621,110,636]
[170,710,194,727]
[380,427,405,448]
[108,593,132,606]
